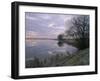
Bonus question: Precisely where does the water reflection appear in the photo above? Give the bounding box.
[25,39,78,60]
[26,39,37,47]
[57,41,64,47]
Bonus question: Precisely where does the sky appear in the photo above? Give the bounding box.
[25,12,76,39]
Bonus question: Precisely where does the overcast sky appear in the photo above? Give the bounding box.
[25,12,76,39]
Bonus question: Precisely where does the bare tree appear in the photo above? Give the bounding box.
[65,15,89,49]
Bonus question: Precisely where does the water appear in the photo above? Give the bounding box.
[25,39,78,60]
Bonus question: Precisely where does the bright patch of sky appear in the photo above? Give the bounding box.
[25,12,76,38]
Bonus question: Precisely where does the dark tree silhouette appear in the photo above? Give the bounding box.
[58,34,64,41]
[65,15,89,49]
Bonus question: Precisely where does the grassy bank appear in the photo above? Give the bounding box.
[26,48,89,68]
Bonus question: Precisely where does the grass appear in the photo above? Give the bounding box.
[26,48,89,68]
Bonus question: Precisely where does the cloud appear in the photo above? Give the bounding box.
[25,12,77,39]
[48,23,55,28]
[54,26,65,30]
[26,31,38,38]
[26,15,37,21]
[48,23,65,30]
[38,14,51,20]
[52,29,64,35]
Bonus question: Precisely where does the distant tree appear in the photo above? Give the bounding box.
[57,34,64,41]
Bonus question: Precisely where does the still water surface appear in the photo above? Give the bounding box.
[25,39,78,60]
